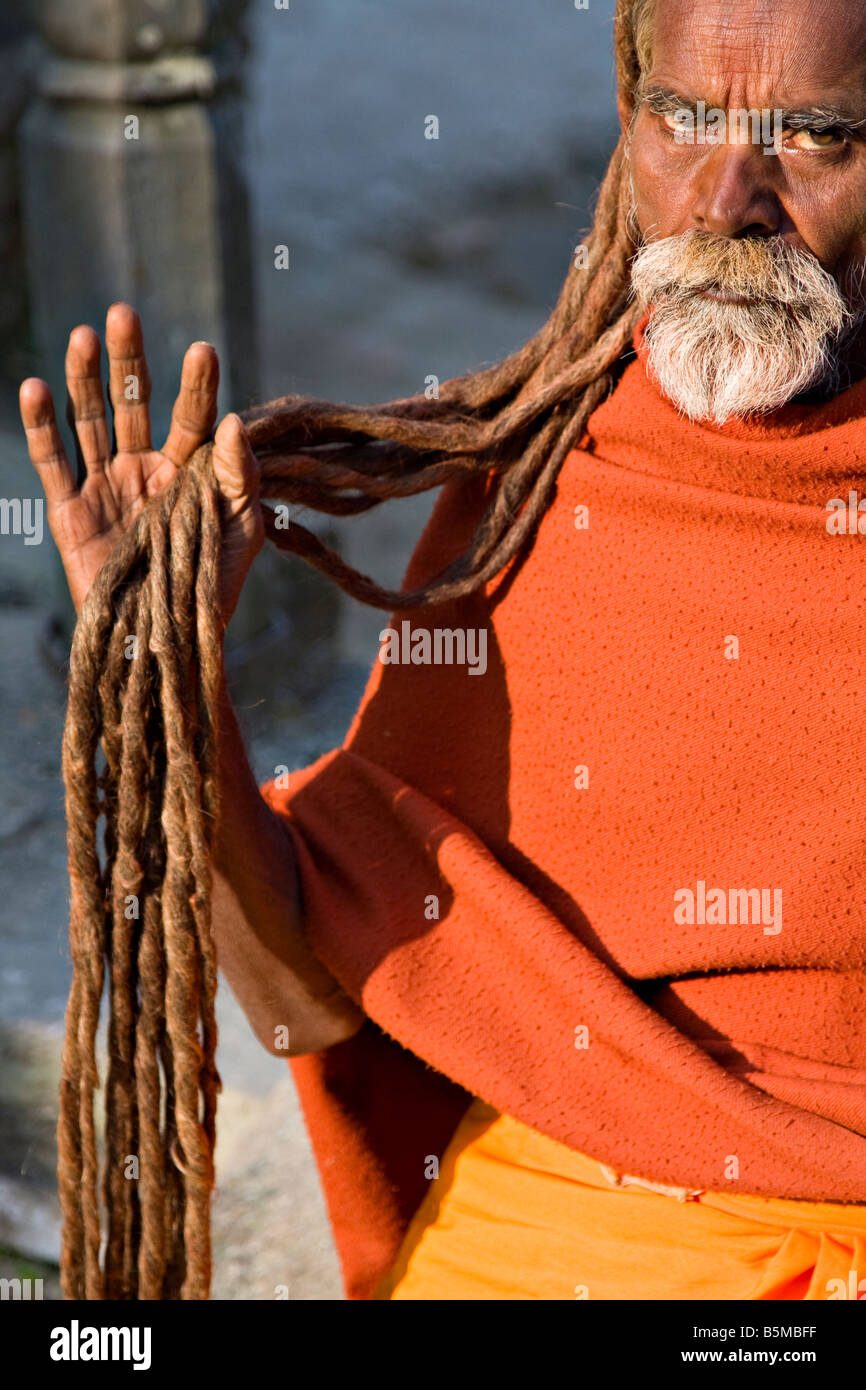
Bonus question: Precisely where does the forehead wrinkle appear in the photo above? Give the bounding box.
[652,0,866,109]
[773,32,866,106]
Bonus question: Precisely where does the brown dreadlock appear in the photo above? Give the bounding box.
[58,0,654,1300]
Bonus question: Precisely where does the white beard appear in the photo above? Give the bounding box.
[629,232,860,424]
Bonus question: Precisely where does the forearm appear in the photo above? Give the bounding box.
[210,675,364,1056]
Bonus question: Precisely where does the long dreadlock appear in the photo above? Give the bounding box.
[58,0,653,1300]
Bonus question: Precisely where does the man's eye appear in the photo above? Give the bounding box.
[784,128,846,152]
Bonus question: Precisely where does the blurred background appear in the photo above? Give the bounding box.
[0,0,618,1298]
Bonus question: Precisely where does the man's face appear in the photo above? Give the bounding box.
[625,0,866,420]
[629,0,866,280]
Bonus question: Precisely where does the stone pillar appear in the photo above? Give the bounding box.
[20,0,256,436]
[19,0,256,639]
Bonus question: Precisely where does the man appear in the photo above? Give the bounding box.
[19,0,866,1299]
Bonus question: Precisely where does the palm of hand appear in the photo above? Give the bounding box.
[19,302,262,622]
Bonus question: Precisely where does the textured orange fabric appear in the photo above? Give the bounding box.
[262,321,866,1298]
[376,1100,866,1302]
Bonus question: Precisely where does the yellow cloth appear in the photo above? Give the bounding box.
[375,1099,866,1301]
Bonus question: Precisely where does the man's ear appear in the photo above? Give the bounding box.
[617,90,635,139]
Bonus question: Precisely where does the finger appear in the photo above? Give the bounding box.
[106,302,152,454]
[65,324,111,477]
[162,341,219,466]
[19,378,77,504]
[211,413,260,504]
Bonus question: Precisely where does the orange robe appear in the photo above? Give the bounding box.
[375,1101,866,1300]
[262,319,866,1299]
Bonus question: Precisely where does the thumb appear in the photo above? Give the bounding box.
[211,412,260,503]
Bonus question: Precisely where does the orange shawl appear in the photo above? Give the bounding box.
[261,323,866,1298]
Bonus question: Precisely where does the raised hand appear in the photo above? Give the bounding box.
[19,302,263,625]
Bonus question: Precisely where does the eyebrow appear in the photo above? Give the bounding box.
[642,85,866,135]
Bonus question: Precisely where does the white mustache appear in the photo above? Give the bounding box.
[631,231,851,312]
[628,231,863,423]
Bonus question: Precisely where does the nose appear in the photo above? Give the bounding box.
[691,145,782,238]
